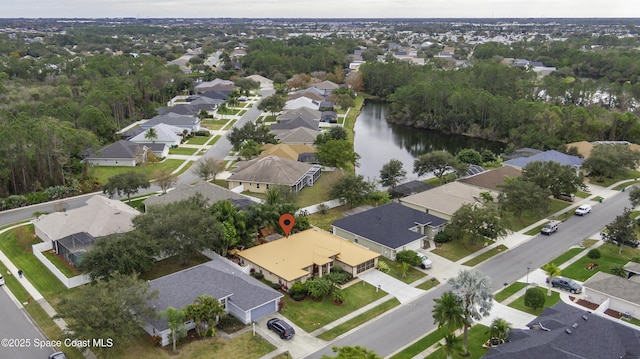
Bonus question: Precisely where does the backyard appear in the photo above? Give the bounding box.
[90,159,185,184]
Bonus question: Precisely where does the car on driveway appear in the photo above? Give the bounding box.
[541,221,560,235]
[546,277,582,294]
[575,205,592,216]
[267,318,295,340]
[417,253,433,269]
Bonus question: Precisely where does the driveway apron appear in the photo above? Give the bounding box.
[358,270,424,304]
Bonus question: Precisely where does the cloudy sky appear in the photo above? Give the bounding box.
[0,1,637,19]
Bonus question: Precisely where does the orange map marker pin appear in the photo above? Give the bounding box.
[279,214,295,237]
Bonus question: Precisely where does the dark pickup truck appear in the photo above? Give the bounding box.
[546,277,582,294]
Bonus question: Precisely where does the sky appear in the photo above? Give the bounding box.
[0,0,638,19]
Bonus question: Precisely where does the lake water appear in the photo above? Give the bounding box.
[354,101,507,182]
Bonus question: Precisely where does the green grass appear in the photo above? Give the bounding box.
[575,190,590,199]
[426,324,490,359]
[462,245,508,266]
[173,160,195,176]
[559,243,639,281]
[139,253,211,281]
[90,159,184,185]
[546,247,585,267]
[0,225,72,301]
[317,298,400,340]
[525,223,548,236]
[42,250,79,277]
[390,328,447,359]
[186,136,212,145]
[280,281,387,332]
[200,118,229,130]
[169,147,198,155]
[508,286,561,315]
[505,199,572,231]
[378,257,427,284]
[591,170,640,188]
[306,205,349,231]
[296,170,344,207]
[344,94,364,143]
[494,282,527,303]
[416,278,440,290]
[432,240,489,262]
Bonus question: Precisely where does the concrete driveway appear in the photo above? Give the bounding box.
[478,301,537,329]
[358,270,424,304]
[255,314,326,358]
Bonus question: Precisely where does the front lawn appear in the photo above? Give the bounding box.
[462,245,508,267]
[559,243,639,282]
[377,257,427,284]
[139,253,211,281]
[91,159,184,185]
[200,119,229,130]
[545,248,585,267]
[169,147,198,156]
[507,286,561,315]
[186,136,213,145]
[390,328,447,359]
[317,298,400,341]
[591,169,640,188]
[426,324,490,359]
[279,281,387,332]
[494,282,527,303]
[432,240,489,262]
[505,199,572,231]
[416,278,440,290]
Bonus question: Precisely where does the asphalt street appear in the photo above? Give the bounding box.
[305,190,631,358]
[0,286,56,359]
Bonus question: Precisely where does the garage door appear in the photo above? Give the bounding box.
[251,301,276,322]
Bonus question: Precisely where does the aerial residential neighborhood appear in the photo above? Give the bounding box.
[1,14,640,359]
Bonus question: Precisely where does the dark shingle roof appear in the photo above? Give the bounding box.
[332,202,446,250]
[86,140,145,160]
[503,150,583,169]
[270,115,319,131]
[390,181,434,197]
[484,302,640,359]
[142,114,199,129]
[148,260,282,331]
[144,182,248,208]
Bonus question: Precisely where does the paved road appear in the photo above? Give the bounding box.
[0,286,57,359]
[305,190,630,358]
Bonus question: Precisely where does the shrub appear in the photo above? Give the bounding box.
[395,250,422,267]
[524,287,545,311]
[272,283,282,290]
[377,261,390,273]
[252,272,264,280]
[289,282,307,301]
[587,249,601,260]
[194,130,210,136]
[434,230,454,243]
[216,314,245,333]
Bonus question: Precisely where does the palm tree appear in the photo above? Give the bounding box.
[432,291,466,334]
[439,333,463,359]
[217,103,228,119]
[162,306,186,353]
[542,263,561,296]
[488,317,512,344]
[448,269,493,355]
[185,295,225,338]
[145,127,158,143]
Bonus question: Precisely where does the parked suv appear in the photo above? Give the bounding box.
[575,205,592,216]
[417,253,433,269]
[267,318,295,340]
[546,277,582,294]
[541,221,560,235]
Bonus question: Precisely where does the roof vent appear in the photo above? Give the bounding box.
[572,323,579,329]
[582,315,588,321]
[565,328,572,335]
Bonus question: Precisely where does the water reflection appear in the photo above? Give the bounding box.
[354,101,506,182]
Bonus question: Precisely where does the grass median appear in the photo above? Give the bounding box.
[317,298,400,341]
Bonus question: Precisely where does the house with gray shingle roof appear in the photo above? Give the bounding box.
[582,271,640,320]
[272,127,321,145]
[129,124,182,148]
[144,260,282,347]
[332,202,446,259]
[503,150,583,171]
[84,140,148,167]
[270,115,319,131]
[143,182,254,211]
[226,155,321,193]
[483,301,640,359]
[141,114,201,133]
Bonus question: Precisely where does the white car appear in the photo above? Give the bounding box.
[575,205,592,216]
[417,253,433,269]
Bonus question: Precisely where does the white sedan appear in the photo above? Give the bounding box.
[417,253,433,269]
[575,205,592,216]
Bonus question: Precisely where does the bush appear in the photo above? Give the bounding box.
[524,287,545,311]
[434,230,454,243]
[252,272,264,280]
[272,283,282,290]
[587,249,601,260]
[216,314,245,333]
[395,250,422,267]
[289,282,307,301]
[194,130,210,136]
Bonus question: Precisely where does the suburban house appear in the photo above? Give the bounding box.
[278,107,321,123]
[145,260,282,347]
[502,147,543,161]
[270,114,319,131]
[331,202,447,259]
[245,74,273,89]
[259,143,317,163]
[288,89,326,102]
[399,181,499,220]
[566,140,640,159]
[581,269,640,320]
[129,124,183,148]
[483,302,640,359]
[143,182,256,211]
[84,140,148,167]
[458,166,522,192]
[237,228,380,288]
[53,232,97,268]
[194,78,235,93]
[226,155,321,193]
[33,195,140,242]
[272,127,321,145]
[283,97,320,111]
[141,114,201,133]
[502,150,583,172]
[320,110,338,123]
[310,80,340,95]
